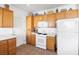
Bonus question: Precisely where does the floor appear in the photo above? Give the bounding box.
[16,44,56,55]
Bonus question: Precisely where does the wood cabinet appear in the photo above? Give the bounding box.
[0,38,16,55]
[34,15,44,28]
[34,14,56,28]
[26,16,34,31]
[46,36,55,51]
[0,40,8,55]
[56,11,66,20]
[26,32,32,44]
[31,34,36,46]
[0,7,3,27]
[0,8,13,28]
[47,14,56,28]
[3,8,13,27]
[26,16,34,44]
[56,9,78,20]
[8,38,16,55]
[65,9,78,18]
[27,33,36,46]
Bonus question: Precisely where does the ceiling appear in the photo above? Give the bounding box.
[11,4,65,12]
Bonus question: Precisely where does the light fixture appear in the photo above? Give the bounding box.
[26,4,30,6]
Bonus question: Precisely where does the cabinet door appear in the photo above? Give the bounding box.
[0,40,8,55]
[0,8,3,27]
[0,45,8,55]
[38,15,44,21]
[3,8,13,27]
[65,9,78,18]
[27,34,32,44]
[46,36,55,51]
[8,38,16,55]
[31,34,36,46]
[26,16,33,31]
[34,16,38,28]
[26,30,32,44]
[56,11,66,20]
[47,14,56,28]
[34,15,44,28]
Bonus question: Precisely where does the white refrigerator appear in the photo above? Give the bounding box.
[56,18,79,55]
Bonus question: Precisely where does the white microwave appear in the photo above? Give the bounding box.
[37,21,48,28]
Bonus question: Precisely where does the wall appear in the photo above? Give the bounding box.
[10,5,27,47]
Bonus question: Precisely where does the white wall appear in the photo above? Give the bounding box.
[10,5,27,47]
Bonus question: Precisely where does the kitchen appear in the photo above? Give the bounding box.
[0,4,79,55]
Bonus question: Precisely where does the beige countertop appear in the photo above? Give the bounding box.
[0,34,16,41]
[32,32,56,37]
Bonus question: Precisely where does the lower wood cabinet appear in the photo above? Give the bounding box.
[31,34,36,46]
[27,34,36,46]
[0,40,8,55]
[8,38,16,55]
[0,38,16,55]
[26,34,32,44]
[46,36,55,51]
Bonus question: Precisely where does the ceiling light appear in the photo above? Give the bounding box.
[26,4,30,6]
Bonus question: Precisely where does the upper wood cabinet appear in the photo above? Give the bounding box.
[47,14,56,28]
[65,9,78,18]
[34,16,38,28]
[26,16,34,31]
[3,8,13,27]
[56,11,66,20]
[0,8,3,27]
[34,15,44,28]
[0,7,13,28]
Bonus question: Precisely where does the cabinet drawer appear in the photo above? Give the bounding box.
[0,40,7,46]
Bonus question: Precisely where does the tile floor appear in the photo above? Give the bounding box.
[16,44,56,55]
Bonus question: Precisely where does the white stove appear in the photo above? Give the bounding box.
[36,34,46,49]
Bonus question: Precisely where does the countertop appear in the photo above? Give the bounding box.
[32,32,56,37]
[0,34,16,41]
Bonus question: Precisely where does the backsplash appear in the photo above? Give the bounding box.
[37,28,56,35]
[0,28,13,35]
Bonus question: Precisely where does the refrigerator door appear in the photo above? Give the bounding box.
[56,18,79,55]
